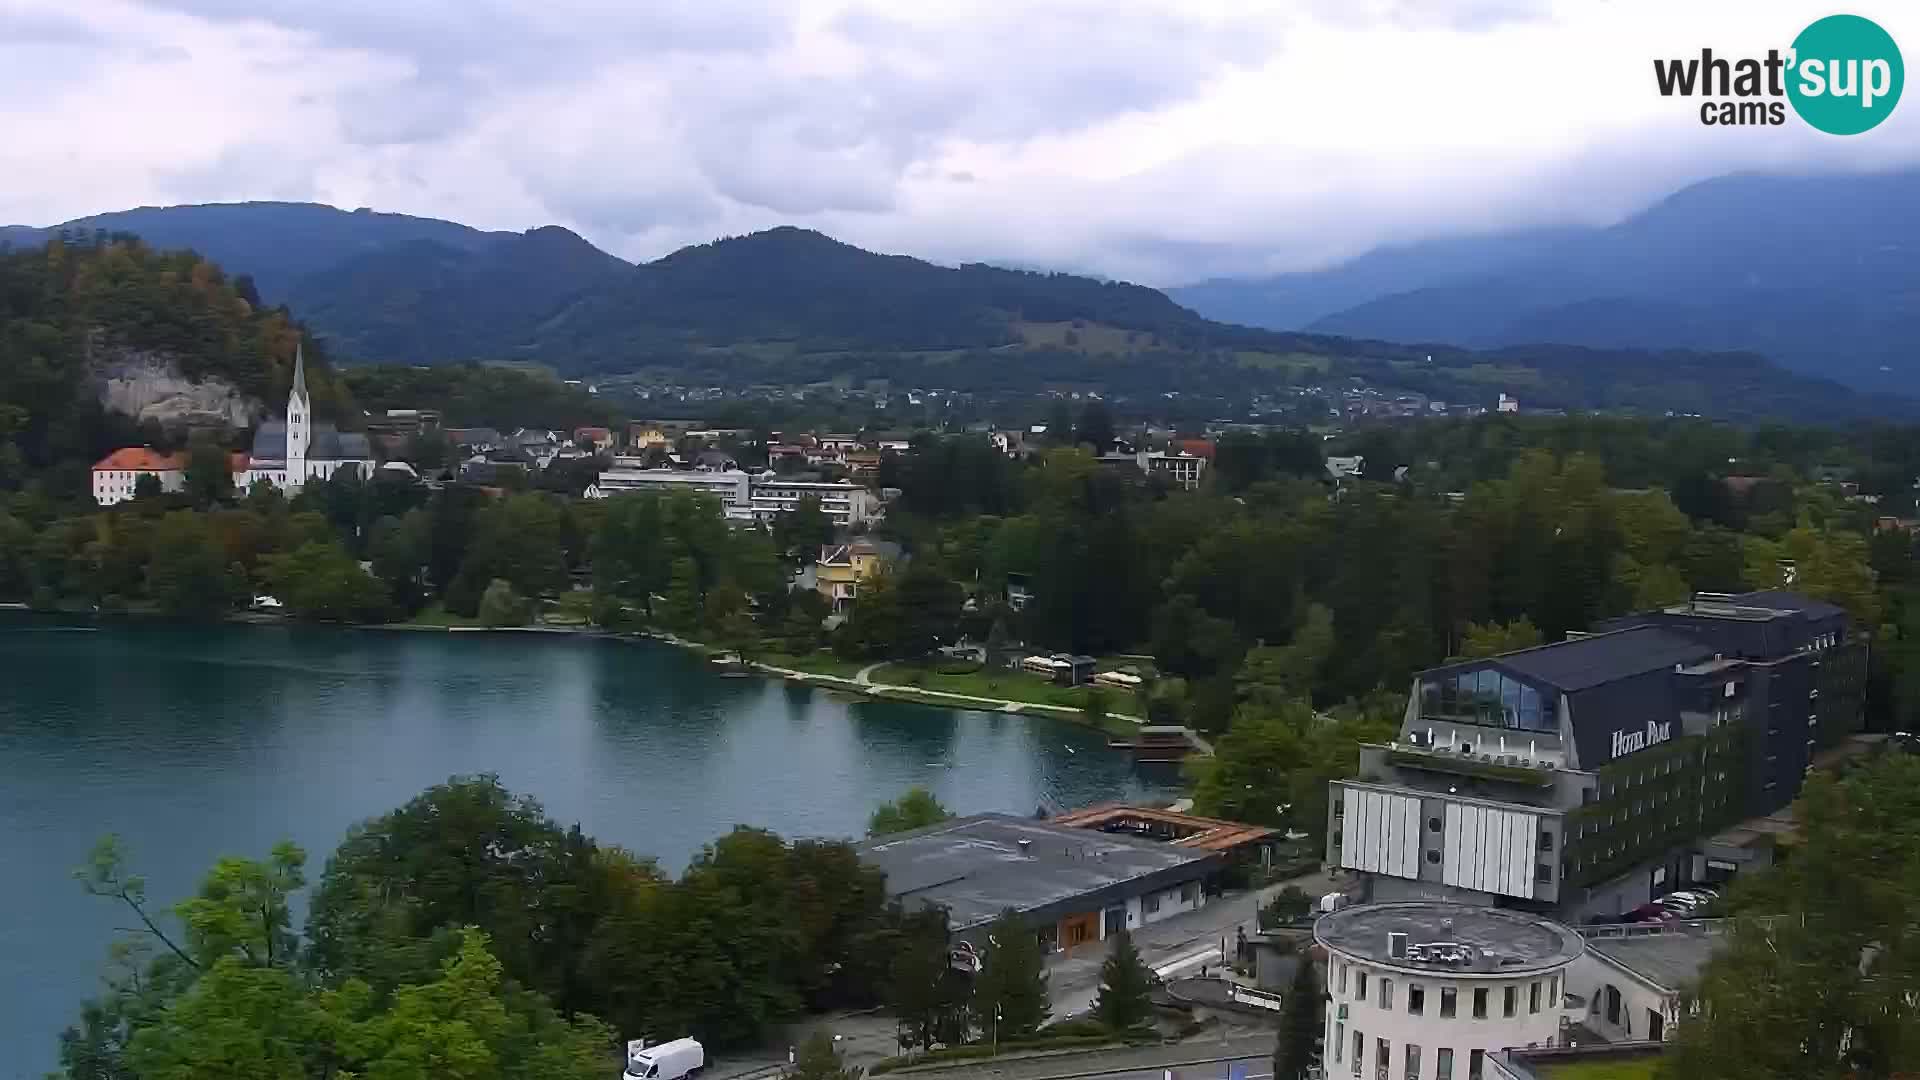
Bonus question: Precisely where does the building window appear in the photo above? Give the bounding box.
[1536,863,1553,885]
[1408,984,1425,1016]
[1529,981,1541,1014]
[1405,1044,1421,1080]
[1426,850,1441,864]
[1378,1039,1390,1078]
[1335,1022,1344,1062]
[1352,1031,1363,1076]
[1469,1049,1484,1080]
[1440,987,1457,1018]
[1539,831,1554,852]
[1428,816,1442,832]
[1180,882,1197,903]
[1339,964,1349,995]
[1380,978,1393,1010]
[1472,987,1488,1019]
[1143,892,1161,915]
[1437,1048,1454,1080]
[1356,971,1368,1001]
[1503,986,1516,1018]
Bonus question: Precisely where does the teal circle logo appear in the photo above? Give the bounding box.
[1788,14,1903,135]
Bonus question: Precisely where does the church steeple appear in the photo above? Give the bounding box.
[286,342,311,484]
[290,342,309,405]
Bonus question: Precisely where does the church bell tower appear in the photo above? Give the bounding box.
[287,343,311,486]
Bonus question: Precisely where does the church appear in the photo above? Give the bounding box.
[234,345,376,491]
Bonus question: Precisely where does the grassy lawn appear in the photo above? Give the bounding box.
[1539,1057,1663,1080]
[873,662,1092,708]
[755,650,868,680]
[398,605,482,629]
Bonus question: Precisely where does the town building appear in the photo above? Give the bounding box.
[1051,803,1280,870]
[1094,449,1210,491]
[815,538,900,611]
[1490,1042,1664,1080]
[91,447,188,505]
[573,426,614,451]
[235,346,376,492]
[1497,394,1520,413]
[855,813,1221,951]
[1327,592,1864,921]
[589,467,754,519]
[1316,902,1587,1080]
[590,465,879,528]
[1567,919,1724,1044]
[748,478,879,528]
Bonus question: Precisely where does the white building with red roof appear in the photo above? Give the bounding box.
[90,447,188,505]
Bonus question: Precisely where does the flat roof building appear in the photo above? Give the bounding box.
[1051,803,1279,859]
[1329,592,1864,921]
[1317,902,1587,1080]
[856,813,1222,952]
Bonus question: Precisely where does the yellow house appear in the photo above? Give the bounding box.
[816,539,901,611]
[629,424,671,449]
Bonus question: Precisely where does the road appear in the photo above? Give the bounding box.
[1045,868,1345,1018]
[881,1039,1276,1080]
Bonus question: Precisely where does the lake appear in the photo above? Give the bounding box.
[0,615,1175,1077]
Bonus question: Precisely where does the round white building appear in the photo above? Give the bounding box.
[1314,902,1584,1080]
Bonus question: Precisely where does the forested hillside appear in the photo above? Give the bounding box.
[0,235,349,493]
[8,202,1899,422]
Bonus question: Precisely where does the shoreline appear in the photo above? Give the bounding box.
[4,607,1177,747]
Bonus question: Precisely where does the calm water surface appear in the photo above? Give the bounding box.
[0,615,1174,1076]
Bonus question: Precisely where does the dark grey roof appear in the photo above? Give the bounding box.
[855,813,1217,931]
[1314,902,1585,975]
[1728,590,1847,621]
[447,427,503,447]
[1584,927,1724,993]
[1476,627,1713,693]
[249,422,374,462]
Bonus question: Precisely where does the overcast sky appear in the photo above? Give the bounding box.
[2,0,1914,284]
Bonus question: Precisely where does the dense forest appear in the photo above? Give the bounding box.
[0,235,352,495]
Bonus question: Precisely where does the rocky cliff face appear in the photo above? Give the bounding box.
[92,350,260,429]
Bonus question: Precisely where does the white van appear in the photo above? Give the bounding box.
[625,1038,705,1080]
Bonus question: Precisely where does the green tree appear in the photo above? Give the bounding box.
[974,911,1049,1040]
[174,841,307,969]
[183,440,233,507]
[1272,952,1321,1080]
[1660,753,1920,1080]
[792,1030,864,1080]
[479,578,529,627]
[1458,616,1543,659]
[774,496,835,561]
[144,511,239,618]
[259,540,392,622]
[660,554,703,633]
[134,472,164,501]
[1093,928,1152,1032]
[869,788,953,837]
[886,910,965,1051]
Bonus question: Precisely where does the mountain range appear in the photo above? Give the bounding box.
[1171,169,1920,394]
[2,180,1913,423]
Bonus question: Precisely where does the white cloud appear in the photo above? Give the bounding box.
[0,0,1913,283]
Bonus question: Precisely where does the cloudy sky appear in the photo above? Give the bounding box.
[1,0,1914,284]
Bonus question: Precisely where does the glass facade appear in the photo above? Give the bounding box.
[1419,667,1557,732]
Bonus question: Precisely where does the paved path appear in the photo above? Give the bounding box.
[1046,868,1345,1019]
[889,1040,1273,1080]
[747,659,1151,727]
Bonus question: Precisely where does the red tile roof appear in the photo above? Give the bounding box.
[92,448,187,472]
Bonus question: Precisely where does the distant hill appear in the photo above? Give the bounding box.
[1171,227,1590,330]
[527,226,1199,363]
[2,200,1909,423]
[2,202,513,302]
[286,225,629,362]
[1175,170,1920,393]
